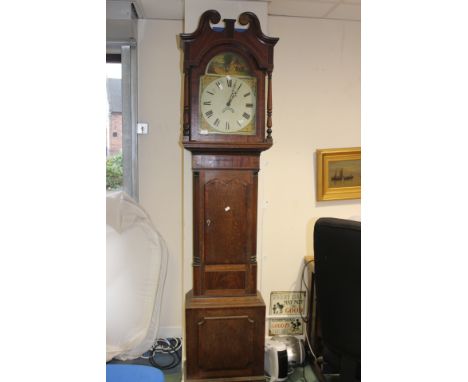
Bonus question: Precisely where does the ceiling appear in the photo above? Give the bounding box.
[132,0,361,22]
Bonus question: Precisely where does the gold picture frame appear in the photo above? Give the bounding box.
[317,147,361,201]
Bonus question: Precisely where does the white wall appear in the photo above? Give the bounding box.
[137,18,184,338]
[259,16,361,311]
[136,12,360,337]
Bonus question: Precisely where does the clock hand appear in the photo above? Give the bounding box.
[226,83,242,107]
[226,80,237,106]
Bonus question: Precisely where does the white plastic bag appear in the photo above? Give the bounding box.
[106,192,168,361]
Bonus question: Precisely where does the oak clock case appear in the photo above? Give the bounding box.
[180,10,278,382]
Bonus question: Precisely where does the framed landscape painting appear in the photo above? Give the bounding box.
[316,147,361,201]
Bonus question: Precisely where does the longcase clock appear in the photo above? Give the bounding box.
[180,10,279,381]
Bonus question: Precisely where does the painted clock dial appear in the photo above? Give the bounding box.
[199,52,257,135]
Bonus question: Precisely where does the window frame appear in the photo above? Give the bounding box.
[106,40,139,200]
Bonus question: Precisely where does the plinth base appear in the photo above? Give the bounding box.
[184,364,265,382]
[185,290,266,381]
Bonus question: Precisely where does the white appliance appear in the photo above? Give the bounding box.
[271,335,306,366]
[264,339,289,381]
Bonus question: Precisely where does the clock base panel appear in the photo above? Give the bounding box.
[185,290,266,381]
[184,370,266,382]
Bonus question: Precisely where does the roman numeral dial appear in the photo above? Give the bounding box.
[200,75,256,134]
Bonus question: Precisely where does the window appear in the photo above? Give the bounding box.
[106,41,138,200]
[106,57,123,191]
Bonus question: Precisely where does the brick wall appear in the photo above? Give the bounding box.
[108,112,122,156]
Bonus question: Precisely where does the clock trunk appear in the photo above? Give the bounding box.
[192,153,259,297]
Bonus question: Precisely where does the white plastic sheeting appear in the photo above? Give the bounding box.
[106,192,168,361]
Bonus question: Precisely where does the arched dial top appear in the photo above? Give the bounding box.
[199,52,257,135]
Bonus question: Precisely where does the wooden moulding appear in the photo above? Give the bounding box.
[183,142,273,154]
[192,153,260,170]
[186,290,265,309]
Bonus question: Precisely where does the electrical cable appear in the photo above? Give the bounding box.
[304,324,317,362]
[298,258,329,382]
[299,258,319,360]
[300,258,314,325]
[272,259,315,382]
[305,331,328,382]
[146,337,182,370]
